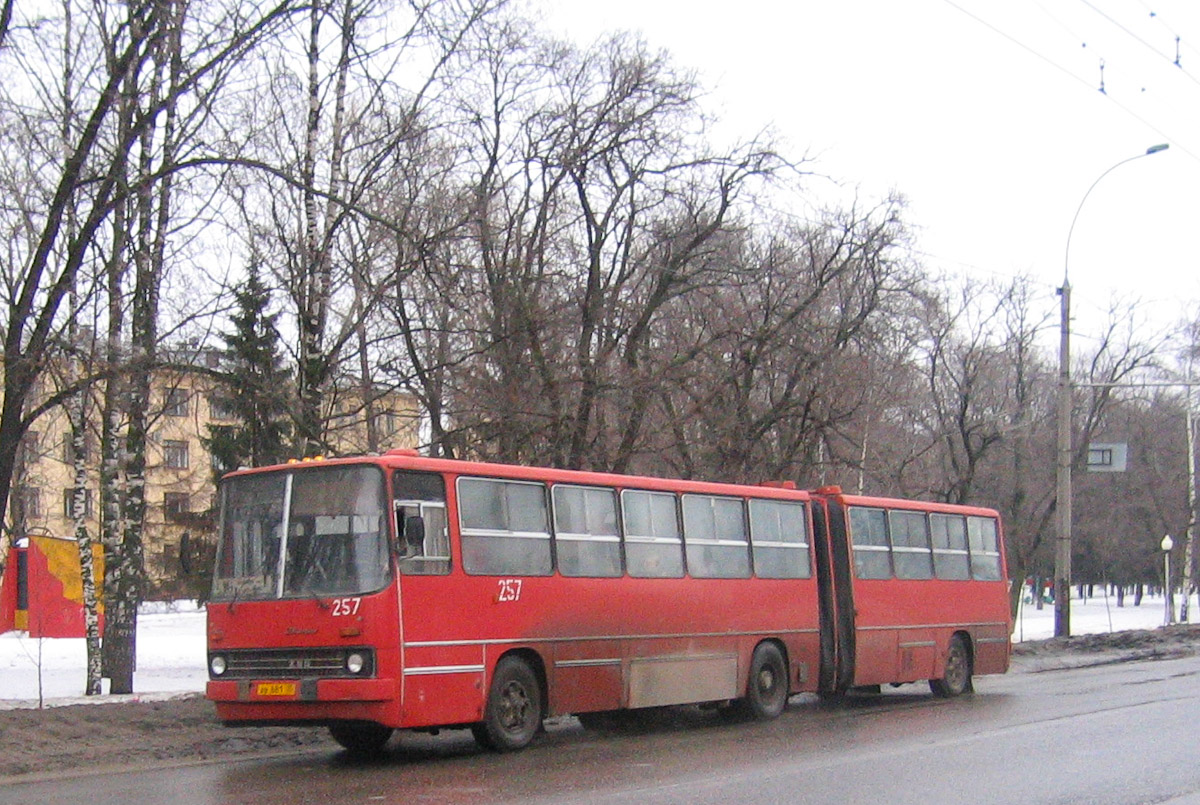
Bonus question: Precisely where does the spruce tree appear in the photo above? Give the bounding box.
[205,263,294,474]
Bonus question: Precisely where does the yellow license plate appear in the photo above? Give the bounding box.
[255,682,297,697]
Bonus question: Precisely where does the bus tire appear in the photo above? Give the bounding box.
[737,642,789,721]
[930,634,973,698]
[328,722,393,755]
[474,655,543,752]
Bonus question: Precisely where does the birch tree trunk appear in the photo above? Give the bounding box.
[105,0,184,693]
[295,0,331,456]
[68,375,103,695]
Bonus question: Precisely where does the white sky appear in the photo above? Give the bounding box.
[538,0,1200,339]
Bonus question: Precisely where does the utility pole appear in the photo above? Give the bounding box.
[1182,359,1197,623]
[1055,280,1072,638]
[1055,143,1168,638]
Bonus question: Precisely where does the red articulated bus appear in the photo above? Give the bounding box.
[206,451,1011,753]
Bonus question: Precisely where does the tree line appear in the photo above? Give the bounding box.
[0,0,1193,696]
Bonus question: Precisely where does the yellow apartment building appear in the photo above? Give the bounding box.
[8,354,420,593]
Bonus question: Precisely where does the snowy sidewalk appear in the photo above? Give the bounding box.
[0,602,206,708]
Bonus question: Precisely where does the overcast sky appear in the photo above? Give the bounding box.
[538,0,1200,340]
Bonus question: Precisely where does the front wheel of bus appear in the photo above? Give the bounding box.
[328,722,394,755]
[930,634,973,698]
[474,656,543,752]
[737,642,789,721]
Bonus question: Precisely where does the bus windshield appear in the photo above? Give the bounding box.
[211,464,391,601]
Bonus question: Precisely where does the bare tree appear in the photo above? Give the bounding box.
[233,0,503,457]
[0,0,307,695]
[1073,390,1186,602]
[892,278,1164,619]
[650,199,919,484]
[442,31,792,472]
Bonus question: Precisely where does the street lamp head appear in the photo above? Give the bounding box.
[1146,143,1169,154]
[1162,534,1174,551]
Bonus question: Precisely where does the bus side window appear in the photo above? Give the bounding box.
[622,490,684,578]
[458,477,552,576]
[395,502,450,575]
[393,470,450,576]
[552,485,621,578]
[748,499,811,579]
[930,514,970,579]
[888,510,933,579]
[681,494,751,579]
[967,516,1003,580]
[403,514,425,553]
[848,506,891,579]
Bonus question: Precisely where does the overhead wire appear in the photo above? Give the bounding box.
[1137,0,1200,64]
[941,0,1200,164]
[1079,0,1200,88]
[942,0,1097,93]
[1033,0,1092,51]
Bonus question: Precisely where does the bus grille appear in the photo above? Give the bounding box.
[211,647,374,679]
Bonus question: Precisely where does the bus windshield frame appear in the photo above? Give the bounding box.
[211,463,392,602]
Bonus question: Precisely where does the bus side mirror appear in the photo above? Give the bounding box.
[403,516,425,555]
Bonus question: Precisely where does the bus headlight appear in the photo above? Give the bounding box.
[346,652,366,675]
[210,655,227,676]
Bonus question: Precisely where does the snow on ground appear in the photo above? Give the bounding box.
[1,592,1196,707]
[1012,589,1192,642]
[0,601,207,707]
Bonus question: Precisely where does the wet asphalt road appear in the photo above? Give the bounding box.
[6,655,1200,805]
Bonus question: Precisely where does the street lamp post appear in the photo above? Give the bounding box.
[1055,143,1169,638]
[1163,534,1175,626]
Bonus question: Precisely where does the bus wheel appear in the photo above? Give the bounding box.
[328,722,393,755]
[737,642,789,721]
[474,656,543,752]
[930,634,973,698]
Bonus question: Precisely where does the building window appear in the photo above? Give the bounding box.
[374,411,399,438]
[15,486,42,519]
[20,431,40,465]
[163,440,190,469]
[62,488,94,519]
[163,388,189,417]
[163,492,190,519]
[161,543,179,568]
[209,396,236,420]
[62,435,89,465]
[208,425,237,473]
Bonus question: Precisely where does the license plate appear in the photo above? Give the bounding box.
[255,682,297,697]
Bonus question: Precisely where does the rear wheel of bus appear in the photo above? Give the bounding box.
[733,642,789,720]
[930,634,973,697]
[472,655,543,752]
